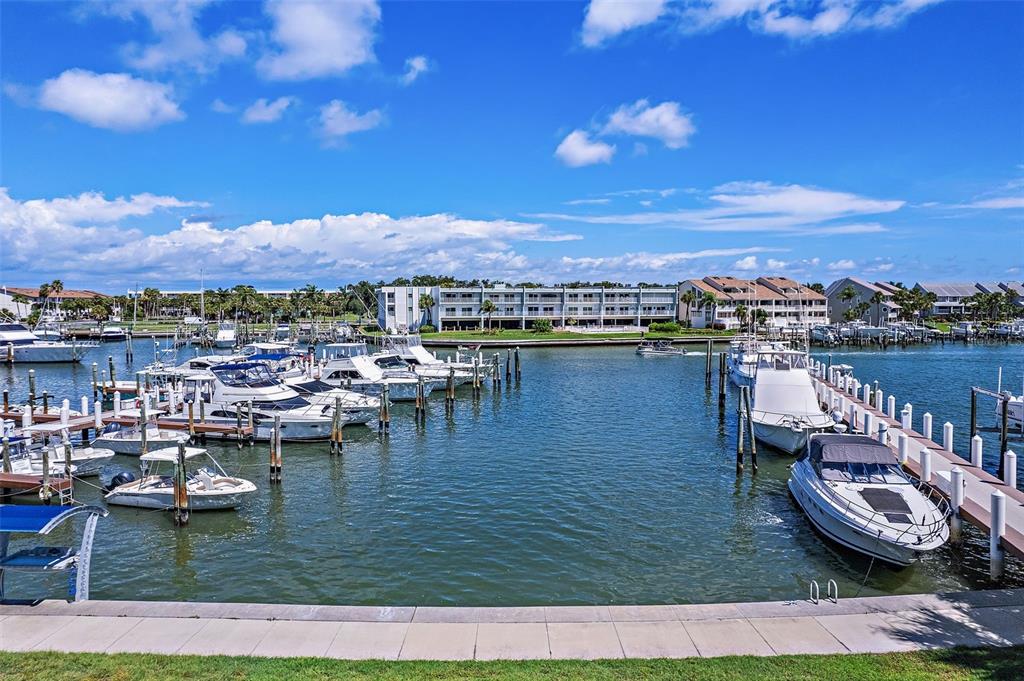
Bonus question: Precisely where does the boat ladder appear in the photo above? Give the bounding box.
[809,579,839,604]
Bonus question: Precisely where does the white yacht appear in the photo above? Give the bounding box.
[99,324,128,341]
[272,323,291,342]
[164,362,336,440]
[951,321,977,340]
[282,377,379,426]
[104,446,256,511]
[750,350,834,454]
[635,340,694,357]
[789,433,950,566]
[726,338,788,388]
[0,323,93,363]
[321,343,434,401]
[383,334,473,384]
[92,422,188,455]
[213,321,237,349]
[31,441,115,477]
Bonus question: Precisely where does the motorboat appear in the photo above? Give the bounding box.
[810,325,839,346]
[0,323,94,363]
[333,322,354,341]
[163,362,336,440]
[381,334,473,384]
[726,338,788,388]
[32,320,63,342]
[213,321,237,349]
[320,343,434,401]
[91,422,188,456]
[750,350,834,454]
[99,324,128,341]
[281,377,379,426]
[788,433,950,566]
[104,446,256,511]
[272,323,291,342]
[952,322,977,340]
[31,442,115,477]
[635,340,693,357]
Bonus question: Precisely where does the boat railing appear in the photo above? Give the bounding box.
[816,476,950,545]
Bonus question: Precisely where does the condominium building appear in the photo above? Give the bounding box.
[913,281,1024,317]
[824,277,902,325]
[678,276,827,330]
[376,284,678,331]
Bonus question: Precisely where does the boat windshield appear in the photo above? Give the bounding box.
[325,344,368,359]
[819,462,909,484]
[253,396,310,410]
[374,355,410,369]
[757,353,807,370]
[212,364,278,388]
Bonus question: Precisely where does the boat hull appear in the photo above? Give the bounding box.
[753,422,831,454]
[11,345,81,363]
[106,490,249,510]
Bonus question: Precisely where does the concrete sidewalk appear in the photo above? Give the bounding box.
[2,589,1024,660]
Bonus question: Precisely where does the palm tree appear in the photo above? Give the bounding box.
[753,307,769,329]
[869,291,885,325]
[418,293,436,326]
[734,303,749,331]
[480,298,496,331]
[699,291,718,327]
[679,290,696,328]
[48,279,64,316]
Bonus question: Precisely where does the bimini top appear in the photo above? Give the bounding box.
[808,434,896,465]
[0,504,107,534]
[141,446,207,463]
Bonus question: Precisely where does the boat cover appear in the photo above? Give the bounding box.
[808,434,896,464]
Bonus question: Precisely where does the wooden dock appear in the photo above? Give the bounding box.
[0,473,72,498]
[0,408,253,440]
[810,366,1024,562]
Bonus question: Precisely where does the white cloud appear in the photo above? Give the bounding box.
[560,247,779,271]
[607,188,678,198]
[968,197,1024,209]
[529,181,903,234]
[242,96,295,124]
[564,198,612,206]
[38,69,184,132]
[582,0,668,47]
[602,99,696,148]
[765,258,790,270]
[733,255,759,270]
[827,259,857,271]
[317,100,384,147]
[555,130,616,167]
[0,188,580,285]
[401,55,430,85]
[211,98,235,114]
[258,0,380,80]
[99,0,246,73]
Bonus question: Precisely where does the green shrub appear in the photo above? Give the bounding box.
[648,321,682,333]
[418,324,436,333]
[531,318,553,333]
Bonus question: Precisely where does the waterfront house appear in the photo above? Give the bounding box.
[913,282,988,317]
[678,276,827,330]
[824,277,902,325]
[0,286,110,319]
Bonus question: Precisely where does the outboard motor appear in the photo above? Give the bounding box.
[101,468,137,491]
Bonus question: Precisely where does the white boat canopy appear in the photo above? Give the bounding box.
[140,446,207,462]
[806,434,897,464]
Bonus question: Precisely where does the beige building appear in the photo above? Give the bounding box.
[679,276,827,330]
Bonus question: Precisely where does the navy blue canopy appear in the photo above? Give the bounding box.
[0,505,107,534]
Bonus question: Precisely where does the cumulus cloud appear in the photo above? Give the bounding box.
[826,259,857,271]
[602,99,696,148]
[401,55,430,85]
[582,0,668,46]
[530,181,903,234]
[210,98,235,114]
[564,198,612,206]
[0,187,581,286]
[258,0,380,80]
[968,197,1024,209]
[96,0,246,73]
[242,96,295,124]
[317,100,384,147]
[733,255,759,270]
[555,130,616,167]
[560,247,778,271]
[580,0,943,46]
[37,69,184,131]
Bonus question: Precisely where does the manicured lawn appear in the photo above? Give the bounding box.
[0,647,1020,680]
[925,321,952,333]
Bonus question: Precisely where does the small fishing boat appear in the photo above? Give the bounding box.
[635,340,691,356]
[213,321,237,349]
[750,350,833,454]
[91,422,188,455]
[31,442,115,477]
[99,324,128,341]
[788,433,950,566]
[104,446,256,511]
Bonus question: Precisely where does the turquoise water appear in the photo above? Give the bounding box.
[1,341,1021,606]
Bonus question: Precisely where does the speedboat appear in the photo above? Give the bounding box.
[951,322,976,340]
[810,325,839,346]
[381,334,473,384]
[321,343,434,401]
[635,340,692,356]
[163,362,336,440]
[99,324,127,341]
[272,323,291,342]
[750,350,834,454]
[104,446,256,511]
[282,377,379,426]
[0,323,94,363]
[213,321,237,349]
[31,442,115,476]
[91,422,188,455]
[789,433,950,566]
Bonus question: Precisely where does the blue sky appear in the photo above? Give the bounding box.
[1,0,1021,291]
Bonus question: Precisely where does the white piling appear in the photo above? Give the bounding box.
[94,401,102,431]
[863,411,874,437]
[862,382,871,405]
[903,403,913,430]
[920,447,933,484]
[898,433,909,464]
[875,388,884,411]
[991,490,1006,580]
[971,435,984,468]
[848,404,858,432]
[81,396,89,416]
[1004,450,1017,489]
[877,421,888,445]
[21,407,31,429]
[901,408,912,430]
[950,467,965,543]
[60,400,69,426]
[922,412,933,441]
[113,391,121,418]
[943,422,954,453]
[887,396,896,420]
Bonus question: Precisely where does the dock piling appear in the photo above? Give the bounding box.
[91,363,98,399]
[174,441,189,526]
[1,436,10,474]
[897,432,909,465]
[922,413,933,441]
[991,490,1006,580]
[887,395,896,420]
[742,385,757,473]
[107,356,115,388]
[920,447,932,484]
[274,415,283,482]
[971,435,983,468]
[514,347,521,381]
[39,448,51,503]
[2,390,7,413]
[704,340,712,388]
[970,388,978,438]
[735,388,745,474]
[505,349,511,382]
[1004,450,1017,489]
[717,353,727,412]
[877,421,888,445]
[950,467,964,543]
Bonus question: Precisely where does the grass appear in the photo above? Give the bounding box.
[420,329,735,341]
[925,321,952,333]
[1,647,1022,680]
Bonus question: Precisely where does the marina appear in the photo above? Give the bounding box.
[0,340,1021,607]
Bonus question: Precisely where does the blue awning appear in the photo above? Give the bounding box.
[0,505,107,534]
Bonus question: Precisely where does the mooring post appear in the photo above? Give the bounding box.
[42,391,50,415]
[970,388,978,438]
[492,353,500,388]
[887,395,896,420]
[269,418,278,482]
[898,432,909,465]
[877,421,888,446]
[1,436,11,474]
[113,391,121,418]
[736,387,745,474]
[920,447,932,484]
[743,385,757,473]
[274,414,283,482]
[174,441,189,526]
[922,412,933,441]
[862,412,873,438]
[446,366,455,414]
[39,448,51,504]
[505,349,511,382]
[990,490,1006,581]
[2,390,7,413]
[94,401,102,432]
[950,466,964,543]
[704,339,712,387]
[80,395,88,418]
[999,398,1010,471]
[971,435,983,468]
[942,422,954,454]
[140,401,149,456]
[91,363,99,399]
[514,346,521,381]
[1004,450,1017,489]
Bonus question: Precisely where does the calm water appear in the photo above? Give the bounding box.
[2,341,1022,606]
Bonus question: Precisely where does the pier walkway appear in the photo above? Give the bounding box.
[2,589,1024,659]
[810,367,1024,562]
